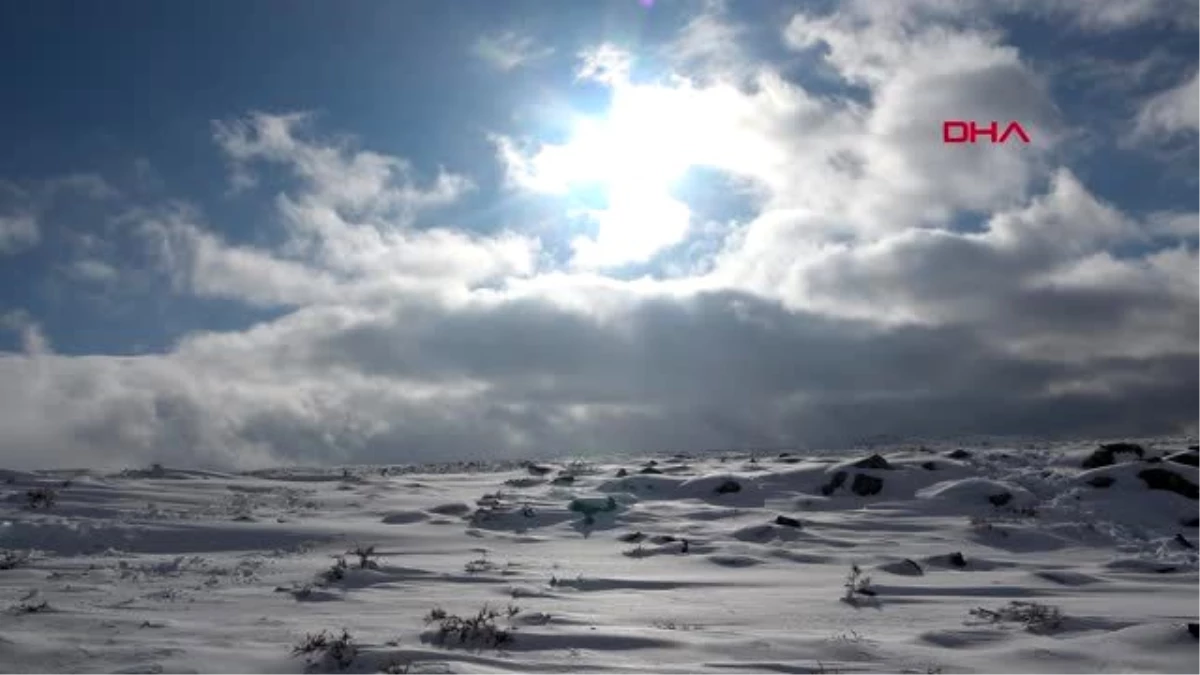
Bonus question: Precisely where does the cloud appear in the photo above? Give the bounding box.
[0,2,1195,471]
[1134,70,1200,138]
[473,31,555,72]
[0,213,38,254]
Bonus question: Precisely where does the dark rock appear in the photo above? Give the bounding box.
[946,449,971,460]
[680,538,689,554]
[821,471,848,496]
[1188,623,1199,639]
[852,454,893,470]
[638,466,663,475]
[901,558,923,575]
[1087,475,1115,488]
[526,464,553,476]
[1082,442,1144,469]
[779,452,792,458]
[1167,452,1199,467]
[778,457,802,464]
[618,531,645,543]
[715,479,742,495]
[1174,533,1195,549]
[774,515,802,528]
[988,492,1013,507]
[850,473,884,496]
[650,534,677,544]
[552,474,575,485]
[645,460,658,467]
[616,468,628,478]
[1182,517,1199,527]
[948,551,967,568]
[1145,456,1162,463]
[920,461,939,471]
[1137,468,1198,500]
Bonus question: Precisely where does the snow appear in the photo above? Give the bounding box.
[1,440,1197,673]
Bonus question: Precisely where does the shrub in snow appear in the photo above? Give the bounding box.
[318,556,348,585]
[350,545,379,569]
[291,629,357,670]
[423,604,519,649]
[0,550,31,570]
[25,487,56,509]
[969,601,1064,634]
[841,564,876,604]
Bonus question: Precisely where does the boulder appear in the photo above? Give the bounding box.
[1167,452,1199,467]
[946,449,972,460]
[850,473,884,496]
[852,454,893,470]
[638,466,663,475]
[920,461,939,471]
[821,471,848,496]
[1137,468,1198,500]
[988,492,1013,507]
[615,468,628,478]
[1082,442,1144,469]
[715,479,742,495]
[774,515,802,528]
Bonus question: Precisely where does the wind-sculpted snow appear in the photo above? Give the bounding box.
[0,439,1196,673]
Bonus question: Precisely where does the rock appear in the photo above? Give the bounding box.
[1182,517,1199,527]
[774,515,802,528]
[1188,623,1199,639]
[1137,468,1198,500]
[1174,533,1195,549]
[650,534,677,544]
[1190,445,1199,451]
[902,558,924,575]
[552,474,576,485]
[638,466,663,475]
[988,492,1013,507]
[715,479,742,495]
[920,461,939,471]
[526,464,553,476]
[946,449,971,460]
[852,454,893,470]
[1167,452,1199,467]
[645,460,658,467]
[618,531,645,543]
[1082,442,1144,469]
[947,551,967,568]
[1145,456,1162,463]
[1087,475,1115,488]
[820,471,848,496]
[616,468,628,478]
[778,456,802,464]
[850,473,884,496]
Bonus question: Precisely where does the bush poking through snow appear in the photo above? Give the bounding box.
[318,556,349,585]
[350,545,379,570]
[423,604,520,649]
[1,550,31,570]
[25,488,56,509]
[841,564,876,604]
[291,629,357,670]
[969,601,1064,634]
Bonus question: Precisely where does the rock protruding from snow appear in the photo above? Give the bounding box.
[851,454,894,470]
[1167,451,1199,467]
[1081,442,1145,469]
[851,473,884,496]
[1137,468,1198,500]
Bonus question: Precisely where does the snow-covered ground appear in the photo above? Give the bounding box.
[2,440,1197,674]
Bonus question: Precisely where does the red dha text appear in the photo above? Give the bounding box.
[942,121,1031,144]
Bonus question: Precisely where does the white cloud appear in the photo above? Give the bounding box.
[1134,70,1200,138]
[0,213,38,254]
[473,31,554,72]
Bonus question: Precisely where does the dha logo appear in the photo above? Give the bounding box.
[943,120,1031,144]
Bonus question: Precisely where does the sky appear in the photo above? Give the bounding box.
[0,0,1197,470]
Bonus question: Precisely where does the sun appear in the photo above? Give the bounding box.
[531,88,701,267]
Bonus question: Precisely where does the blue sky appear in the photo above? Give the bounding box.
[0,0,1197,469]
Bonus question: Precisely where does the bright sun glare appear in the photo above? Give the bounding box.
[531,87,702,267]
